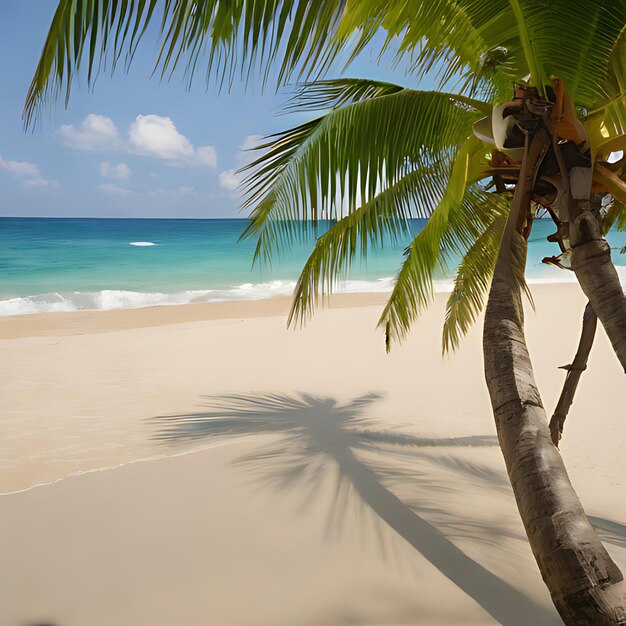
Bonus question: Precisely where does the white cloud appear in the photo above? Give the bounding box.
[0,154,59,190]
[239,134,263,155]
[23,178,60,189]
[99,183,132,196]
[0,158,39,178]
[59,113,218,172]
[219,169,240,191]
[196,146,218,168]
[218,134,261,191]
[59,114,122,151]
[100,161,131,180]
[128,114,217,167]
[150,185,198,198]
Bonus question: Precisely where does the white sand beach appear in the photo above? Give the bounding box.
[1,284,625,625]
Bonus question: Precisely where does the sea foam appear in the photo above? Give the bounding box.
[0,278,397,316]
[129,241,157,246]
[1,268,624,317]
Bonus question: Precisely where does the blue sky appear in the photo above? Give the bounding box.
[0,2,426,218]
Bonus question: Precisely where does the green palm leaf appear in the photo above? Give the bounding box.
[337,0,491,89]
[240,88,485,263]
[26,0,626,126]
[605,199,626,232]
[287,162,451,327]
[442,208,507,353]
[283,78,406,113]
[378,135,488,348]
[335,0,626,108]
[24,0,355,125]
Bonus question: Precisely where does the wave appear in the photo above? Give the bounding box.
[1,268,624,316]
[0,278,395,316]
[129,241,158,246]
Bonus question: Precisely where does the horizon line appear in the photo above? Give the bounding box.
[0,215,251,221]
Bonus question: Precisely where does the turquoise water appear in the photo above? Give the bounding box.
[1,217,625,315]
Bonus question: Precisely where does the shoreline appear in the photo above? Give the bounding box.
[0,292,389,339]
[0,281,583,340]
[0,267,590,320]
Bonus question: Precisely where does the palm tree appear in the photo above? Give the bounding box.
[25,2,626,622]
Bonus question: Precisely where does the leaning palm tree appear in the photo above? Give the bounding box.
[25,1,626,622]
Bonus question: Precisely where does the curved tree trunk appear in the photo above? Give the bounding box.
[485,234,626,624]
[484,132,626,623]
[549,302,597,446]
[571,236,626,372]
[559,155,626,372]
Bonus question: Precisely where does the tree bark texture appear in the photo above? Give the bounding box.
[549,303,597,446]
[565,163,626,372]
[571,236,626,372]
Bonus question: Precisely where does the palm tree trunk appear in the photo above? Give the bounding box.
[558,155,626,372]
[483,134,626,624]
[570,230,626,372]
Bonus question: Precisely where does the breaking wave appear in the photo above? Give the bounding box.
[1,268,624,316]
[0,277,396,316]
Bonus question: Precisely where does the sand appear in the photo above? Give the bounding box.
[1,284,625,625]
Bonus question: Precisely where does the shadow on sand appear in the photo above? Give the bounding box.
[152,391,561,626]
[588,516,626,549]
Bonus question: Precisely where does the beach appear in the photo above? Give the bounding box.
[2,284,625,625]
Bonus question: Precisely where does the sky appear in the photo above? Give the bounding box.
[0,2,431,219]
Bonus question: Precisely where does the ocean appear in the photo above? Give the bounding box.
[1,217,625,316]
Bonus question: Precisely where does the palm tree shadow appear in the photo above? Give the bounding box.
[588,516,626,549]
[151,392,560,625]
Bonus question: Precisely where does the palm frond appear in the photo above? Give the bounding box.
[561,1,626,108]
[283,78,406,113]
[240,88,484,263]
[506,0,544,94]
[28,0,626,127]
[601,197,625,235]
[334,0,626,109]
[287,162,451,327]
[442,208,508,353]
[27,0,505,123]
[338,0,491,89]
[496,0,625,108]
[24,0,355,126]
[594,164,626,206]
[587,22,626,138]
[618,207,626,232]
[284,78,492,115]
[604,198,626,232]
[466,0,626,108]
[378,135,489,348]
